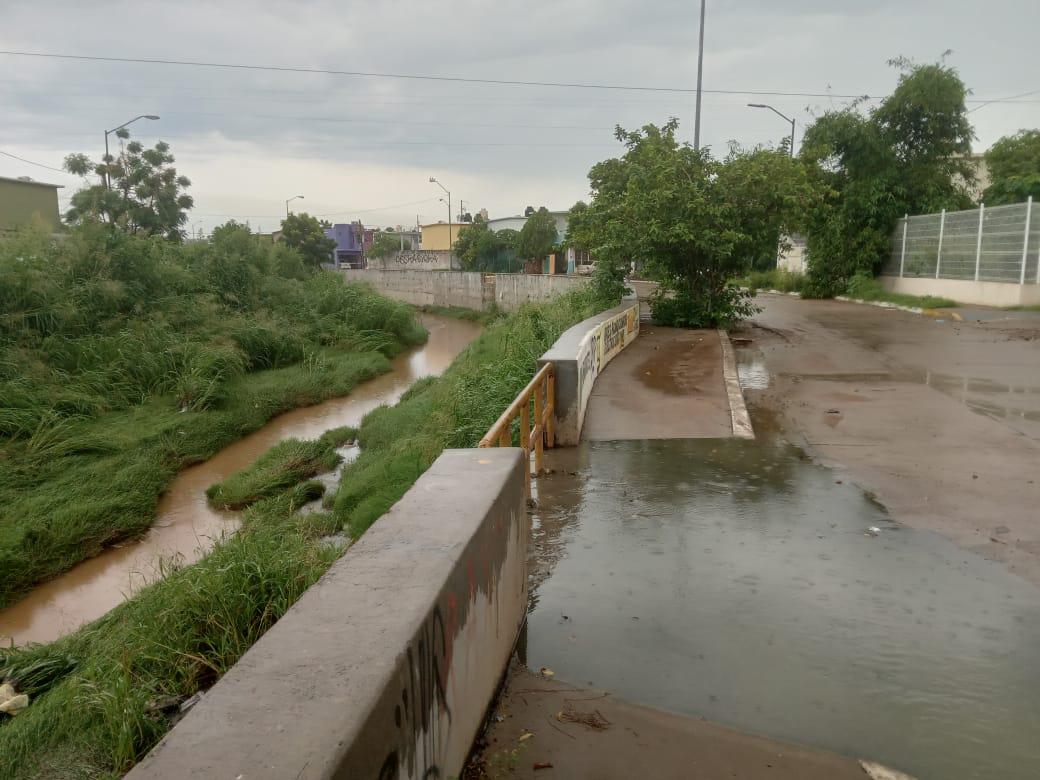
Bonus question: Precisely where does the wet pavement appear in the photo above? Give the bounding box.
[582,327,733,440]
[522,426,1040,779]
[0,314,482,646]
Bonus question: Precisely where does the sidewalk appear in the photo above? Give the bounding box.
[582,327,734,440]
[473,667,867,779]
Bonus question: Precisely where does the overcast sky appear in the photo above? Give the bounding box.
[2,0,1037,234]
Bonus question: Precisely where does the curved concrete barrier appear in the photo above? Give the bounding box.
[127,448,527,780]
[538,298,640,446]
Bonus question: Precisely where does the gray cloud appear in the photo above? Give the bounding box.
[1,0,1037,232]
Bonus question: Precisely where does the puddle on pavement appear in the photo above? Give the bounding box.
[525,431,1040,780]
[0,314,482,647]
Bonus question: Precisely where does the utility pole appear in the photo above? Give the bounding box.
[747,103,797,158]
[103,114,159,189]
[693,0,706,151]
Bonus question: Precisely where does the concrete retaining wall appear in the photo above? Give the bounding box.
[882,275,1040,307]
[341,269,588,312]
[538,298,641,445]
[127,448,528,780]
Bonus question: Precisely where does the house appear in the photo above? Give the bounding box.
[323,222,366,269]
[487,210,586,274]
[0,175,63,232]
[419,221,468,251]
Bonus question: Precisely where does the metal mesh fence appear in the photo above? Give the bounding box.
[883,198,1040,285]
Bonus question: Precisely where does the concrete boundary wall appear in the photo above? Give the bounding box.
[538,298,641,446]
[881,275,1040,307]
[128,448,528,780]
[341,269,588,311]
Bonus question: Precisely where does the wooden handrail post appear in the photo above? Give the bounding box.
[519,395,531,500]
[533,380,544,477]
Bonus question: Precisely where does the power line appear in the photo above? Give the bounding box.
[968,88,1040,114]
[195,197,441,220]
[0,148,69,174]
[0,49,879,99]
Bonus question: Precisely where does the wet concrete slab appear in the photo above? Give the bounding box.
[743,294,1040,587]
[581,327,733,440]
[519,436,1040,780]
[475,667,866,779]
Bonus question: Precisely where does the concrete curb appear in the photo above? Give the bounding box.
[758,290,963,321]
[718,329,754,440]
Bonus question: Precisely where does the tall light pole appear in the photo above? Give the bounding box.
[747,103,796,158]
[104,114,159,189]
[285,195,304,217]
[429,177,452,255]
[693,0,706,151]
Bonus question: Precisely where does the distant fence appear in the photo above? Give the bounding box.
[882,198,1040,285]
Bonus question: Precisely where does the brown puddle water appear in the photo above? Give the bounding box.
[0,314,482,646]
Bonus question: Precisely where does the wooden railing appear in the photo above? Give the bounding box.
[478,362,555,498]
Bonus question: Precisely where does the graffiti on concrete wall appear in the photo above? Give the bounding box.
[576,303,640,425]
[378,605,453,779]
[378,250,456,270]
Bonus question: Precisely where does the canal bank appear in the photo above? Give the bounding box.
[0,314,482,647]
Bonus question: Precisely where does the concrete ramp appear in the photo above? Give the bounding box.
[582,327,740,440]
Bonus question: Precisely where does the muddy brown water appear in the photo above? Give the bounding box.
[525,424,1040,780]
[0,314,481,647]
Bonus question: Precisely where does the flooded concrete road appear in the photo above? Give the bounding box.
[0,314,481,647]
[525,430,1040,779]
[742,295,1040,589]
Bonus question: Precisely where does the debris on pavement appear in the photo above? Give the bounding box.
[866,526,882,536]
[533,761,554,770]
[557,705,612,731]
[539,667,555,678]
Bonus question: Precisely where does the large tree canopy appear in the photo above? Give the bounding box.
[516,207,558,262]
[64,131,193,241]
[800,58,974,295]
[574,120,817,326]
[280,213,337,268]
[454,214,515,270]
[983,130,1040,206]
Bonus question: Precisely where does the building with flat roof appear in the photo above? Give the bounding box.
[0,175,63,232]
[419,221,468,251]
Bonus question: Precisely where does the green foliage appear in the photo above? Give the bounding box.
[279,212,337,267]
[741,268,807,294]
[516,207,558,261]
[332,289,600,537]
[983,130,1040,205]
[368,231,408,259]
[205,428,355,510]
[0,223,425,605]
[454,214,515,270]
[844,271,956,308]
[64,130,193,241]
[575,120,816,327]
[800,57,975,296]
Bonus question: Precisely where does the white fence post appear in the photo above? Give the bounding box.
[1021,196,1034,285]
[899,214,908,277]
[974,203,985,282]
[935,208,946,279]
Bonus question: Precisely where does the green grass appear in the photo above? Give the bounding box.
[206,426,357,510]
[417,303,501,324]
[0,224,425,607]
[739,268,807,295]
[0,288,607,778]
[844,272,957,309]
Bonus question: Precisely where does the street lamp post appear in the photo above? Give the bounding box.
[104,114,159,189]
[285,195,305,217]
[429,177,452,255]
[694,0,707,151]
[747,103,796,158]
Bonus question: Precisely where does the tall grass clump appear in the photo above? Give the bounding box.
[0,221,424,605]
[332,289,602,537]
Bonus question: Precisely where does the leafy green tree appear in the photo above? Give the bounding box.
[280,212,337,267]
[574,121,817,326]
[983,130,1040,205]
[454,215,513,270]
[516,207,558,262]
[63,130,193,241]
[800,57,974,295]
[368,231,408,259]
